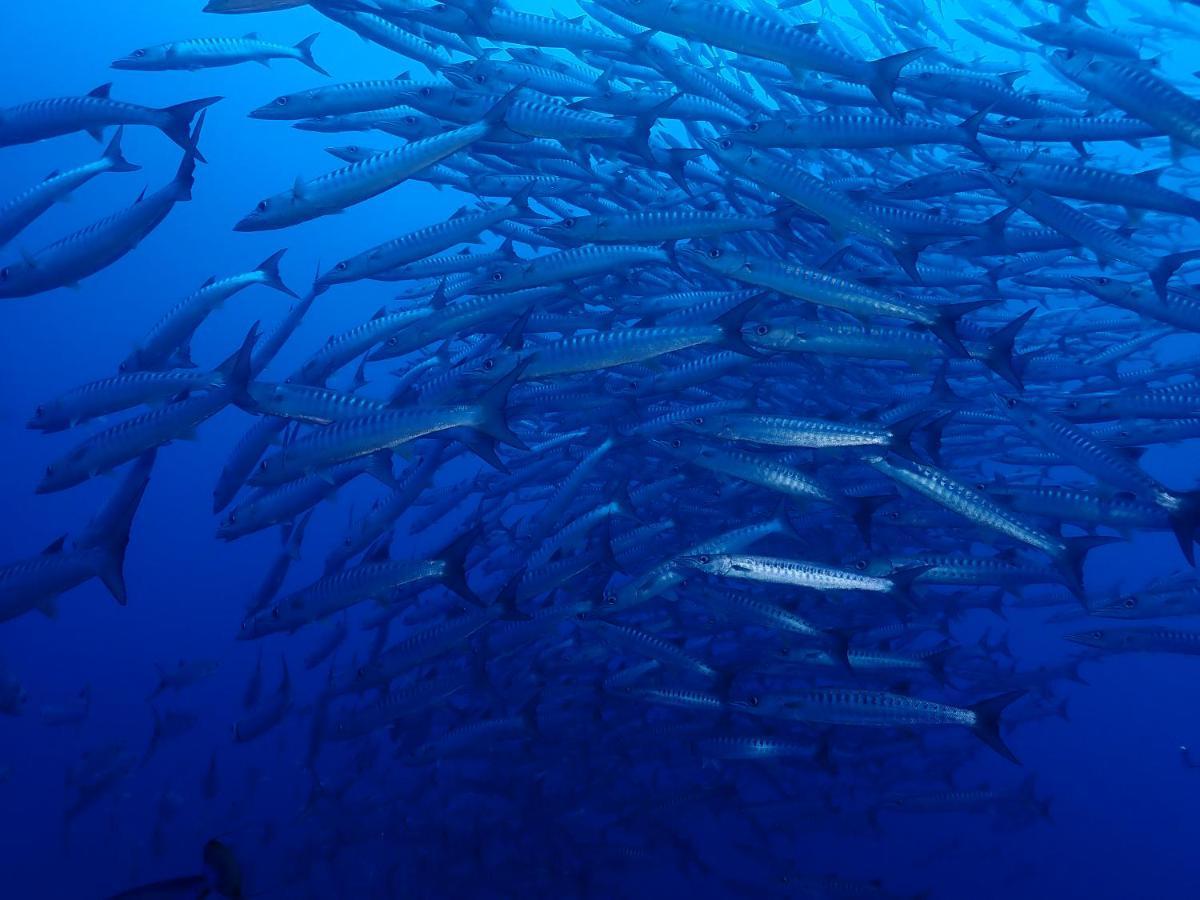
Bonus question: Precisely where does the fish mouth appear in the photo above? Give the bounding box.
[233,217,261,233]
[110,59,141,70]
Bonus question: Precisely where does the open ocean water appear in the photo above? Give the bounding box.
[3,0,1200,897]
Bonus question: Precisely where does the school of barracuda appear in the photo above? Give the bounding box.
[4,0,1200,895]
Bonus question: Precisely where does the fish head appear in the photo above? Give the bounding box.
[1068,275,1129,302]
[469,261,526,294]
[536,215,594,243]
[677,240,740,275]
[251,91,317,120]
[676,412,732,438]
[0,259,36,299]
[26,400,68,432]
[1065,629,1141,652]
[35,453,86,495]
[112,45,168,69]
[235,193,293,232]
[674,552,728,577]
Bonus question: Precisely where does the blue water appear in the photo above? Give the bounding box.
[2,1,1200,897]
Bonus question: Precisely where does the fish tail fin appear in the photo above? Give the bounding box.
[256,249,298,298]
[889,564,931,608]
[630,94,677,166]
[846,494,892,546]
[472,360,529,450]
[969,690,1026,764]
[160,96,222,163]
[437,526,482,607]
[495,567,532,621]
[823,628,855,675]
[483,83,524,133]
[924,643,956,687]
[214,322,261,407]
[770,499,801,543]
[1057,535,1120,596]
[867,47,931,119]
[928,298,995,357]
[892,244,923,283]
[364,450,399,490]
[508,182,548,221]
[143,706,162,766]
[170,111,207,201]
[1167,490,1200,566]
[958,107,992,160]
[101,126,140,173]
[976,308,1034,391]
[295,33,329,76]
[713,296,763,358]
[1150,249,1200,300]
[90,450,156,607]
[891,410,953,466]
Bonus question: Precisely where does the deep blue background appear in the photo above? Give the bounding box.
[1,1,1200,897]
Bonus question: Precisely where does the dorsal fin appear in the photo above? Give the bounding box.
[42,534,68,555]
[370,306,388,321]
[201,275,216,288]
[88,83,113,99]
[244,31,260,40]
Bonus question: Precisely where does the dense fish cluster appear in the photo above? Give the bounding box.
[4,0,1200,896]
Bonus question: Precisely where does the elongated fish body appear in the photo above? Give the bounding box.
[658,440,842,505]
[252,79,436,120]
[30,368,226,432]
[241,559,448,638]
[319,199,524,286]
[732,112,984,152]
[236,90,518,230]
[218,453,389,541]
[682,412,894,451]
[0,544,113,623]
[745,689,968,727]
[297,307,432,385]
[311,5,452,74]
[1067,627,1200,656]
[981,116,1163,147]
[703,141,907,255]
[326,450,443,574]
[541,209,773,244]
[679,553,898,594]
[473,244,668,293]
[519,323,735,379]
[328,675,467,740]
[697,735,818,761]
[1056,384,1200,423]
[1050,51,1200,151]
[123,251,295,372]
[1,451,151,620]
[867,454,1068,562]
[353,606,502,689]
[0,85,218,151]
[245,382,391,425]
[0,129,138,249]
[0,141,200,299]
[38,330,254,493]
[1072,276,1200,333]
[113,34,326,74]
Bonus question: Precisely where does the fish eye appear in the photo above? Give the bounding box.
[1004,177,1016,187]
[854,559,867,571]
[1118,430,1129,438]
[474,74,486,84]
[228,512,237,523]
[335,262,348,271]
[975,482,986,491]
[670,438,681,448]
[1096,277,1110,286]
[132,49,146,58]
[420,87,431,97]
[698,554,711,564]
[718,139,733,150]
[404,116,417,125]
[44,464,54,477]
[258,460,269,471]
[1068,400,1079,409]
[386,335,399,346]
[693,416,704,425]
[1090,630,1102,639]
[33,405,43,418]
[563,218,575,228]
[748,695,760,707]
[491,271,504,282]
[240,621,248,631]
[483,358,496,371]
[754,324,769,336]
[604,594,617,606]
[1002,120,1015,128]
[0,268,8,281]
[1005,397,1018,409]
[356,666,366,679]
[1123,598,1135,608]
[707,248,722,259]
[275,97,288,106]
[271,607,280,619]
[257,201,269,212]
[747,122,760,133]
